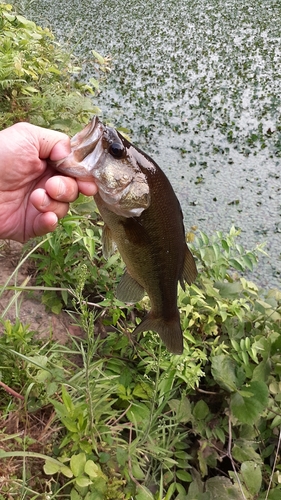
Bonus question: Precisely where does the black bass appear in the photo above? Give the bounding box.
[51,117,197,354]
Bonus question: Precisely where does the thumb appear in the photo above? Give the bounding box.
[28,123,71,160]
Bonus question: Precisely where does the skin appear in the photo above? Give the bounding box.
[0,122,98,242]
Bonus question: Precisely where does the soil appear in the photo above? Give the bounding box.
[0,240,84,342]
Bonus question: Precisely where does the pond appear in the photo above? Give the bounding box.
[18,0,281,288]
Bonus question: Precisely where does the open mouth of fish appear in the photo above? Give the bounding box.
[51,116,151,218]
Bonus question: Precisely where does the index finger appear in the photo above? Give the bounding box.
[77,179,98,197]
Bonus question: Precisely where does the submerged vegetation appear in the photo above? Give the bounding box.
[0,3,281,500]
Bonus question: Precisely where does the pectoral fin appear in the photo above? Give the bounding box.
[102,224,116,259]
[116,270,145,303]
[180,246,198,288]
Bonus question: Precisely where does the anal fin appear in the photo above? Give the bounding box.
[181,245,198,288]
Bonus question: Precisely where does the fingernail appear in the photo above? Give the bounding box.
[56,178,66,198]
[51,215,58,227]
[41,192,50,208]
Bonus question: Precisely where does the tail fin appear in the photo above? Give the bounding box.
[133,313,183,354]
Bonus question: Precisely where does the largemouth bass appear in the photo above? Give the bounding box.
[51,117,197,354]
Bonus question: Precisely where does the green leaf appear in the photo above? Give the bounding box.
[230,381,268,424]
[175,451,192,460]
[51,302,63,314]
[200,232,209,245]
[214,281,243,297]
[193,400,209,420]
[83,235,95,259]
[98,452,110,464]
[89,77,100,89]
[84,460,99,479]
[132,381,153,400]
[271,335,281,355]
[211,355,239,391]
[164,483,177,500]
[242,254,254,271]
[135,485,154,500]
[92,49,106,64]
[43,460,61,475]
[232,444,263,464]
[240,461,262,495]
[127,402,150,427]
[252,359,271,383]
[71,453,86,477]
[61,385,74,414]
[119,366,132,387]
[262,489,281,500]
[168,397,192,423]
[61,465,75,478]
[70,488,82,500]
[44,459,73,478]
[186,469,204,499]
[131,459,145,480]
[214,427,225,444]
[22,86,39,94]
[270,415,281,429]
[176,470,192,482]
[116,447,127,467]
[75,475,92,487]
[85,491,104,500]
[158,369,177,404]
[205,476,241,499]
[229,258,244,272]
[221,239,229,252]
[62,418,78,433]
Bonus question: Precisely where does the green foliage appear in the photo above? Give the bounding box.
[0,319,36,392]
[1,5,281,499]
[1,221,281,499]
[26,196,126,318]
[0,3,110,132]
[44,452,108,500]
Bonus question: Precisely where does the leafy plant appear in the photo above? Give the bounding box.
[1,4,281,499]
[1,224,281,498]
[26,196,126,318]
[0,3,110,133]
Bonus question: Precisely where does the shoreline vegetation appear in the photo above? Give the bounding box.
[0,4,281,499]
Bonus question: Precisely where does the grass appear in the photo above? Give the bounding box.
[1,4,281,498]
[1,224,281,499]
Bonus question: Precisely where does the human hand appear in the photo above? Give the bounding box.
[0,122,98,242]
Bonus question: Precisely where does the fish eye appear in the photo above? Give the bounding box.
[109,142,125,158]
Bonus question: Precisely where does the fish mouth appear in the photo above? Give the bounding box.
[50,116,105,180]
[50,116,151,218]
[71,116,105,158]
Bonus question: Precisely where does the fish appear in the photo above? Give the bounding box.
[50,117,197,354]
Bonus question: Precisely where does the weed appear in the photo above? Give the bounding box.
[1,223,281,499]
[1,3,281,499]
[0,3,110,133]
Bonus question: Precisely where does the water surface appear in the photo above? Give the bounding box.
[19,0,281,288]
